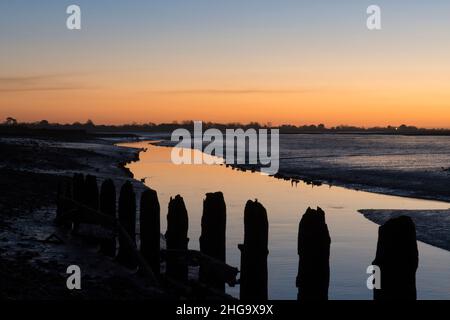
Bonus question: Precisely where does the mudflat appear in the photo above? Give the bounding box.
[0,134,164,299]
[359,209,450,252]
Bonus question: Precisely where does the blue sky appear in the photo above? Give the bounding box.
[2,0,449,75]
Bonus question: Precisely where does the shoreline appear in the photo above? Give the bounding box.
[272,169,450,204]
[150,140,450,205]
[359,209,450,252]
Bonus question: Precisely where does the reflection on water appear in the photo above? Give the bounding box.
[121,142,450,300]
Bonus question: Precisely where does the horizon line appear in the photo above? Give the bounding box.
[2,119,450,131]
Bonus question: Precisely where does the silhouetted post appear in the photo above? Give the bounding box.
[372,216,418,300]
[199,192,227,291]
[116,181,137,269]
[72,173,85,231]
[165,195,189,282]
[99,179,116,256]
[72,174,85,203]
[56,181,65,225]
[238,200,269,300]
[140,188,160,277]
[296,207,331,300]
[56,180,72,227]
[84,175,99,211]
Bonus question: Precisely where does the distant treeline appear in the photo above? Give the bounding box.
[2,117,450,136]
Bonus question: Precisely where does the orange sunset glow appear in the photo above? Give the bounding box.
[1,1,450,127]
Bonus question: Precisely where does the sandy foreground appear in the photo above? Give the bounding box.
[359,209,450,252]
[0,136,166,299]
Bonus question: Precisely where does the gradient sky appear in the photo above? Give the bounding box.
[1,0,450,127]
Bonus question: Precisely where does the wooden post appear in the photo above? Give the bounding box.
[99,179,116,256]
[56,180,72,227]
[165,195,189,282]
[84,175,99,211]
[140,188,161,277]
[72,173,85,231]
[199,192,227,292]
[296,207,331,300]
[372,216,418,300]
[72,174,85,203]
[56,181,65,225]
[238,200,269,300]
[116,181,137,269]
[61,195,158,286]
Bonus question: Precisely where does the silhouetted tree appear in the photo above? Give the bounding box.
[85,119,95,127]
[4,117,17,126]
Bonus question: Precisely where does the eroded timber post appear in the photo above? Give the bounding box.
[99,179,116,256]
[372,215,418,300]
[116,181,137,269]
[296,207,331,300]
[140,188,161,277]
[238,199,269,300]
[199,192,227,291]
[165,195,189,282]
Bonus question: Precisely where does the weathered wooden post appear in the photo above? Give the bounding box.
[116,181,137,269]
[165,195,189,282]
[72,173,85,203]
[72,173,85,231]
[56,181,65,225]
[99,179,116,256]
[199,192,227,291]
[56,180,72,227]
[372,216,418,300]
[238,200,269,300]
[296,207,331,300]
[84,175,99,211]
[140,188,161,277]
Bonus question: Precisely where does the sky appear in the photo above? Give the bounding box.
[1,0,450,127]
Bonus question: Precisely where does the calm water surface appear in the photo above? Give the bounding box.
[121,142,450,300]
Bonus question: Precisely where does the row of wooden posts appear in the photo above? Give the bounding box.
[57,173,418,300]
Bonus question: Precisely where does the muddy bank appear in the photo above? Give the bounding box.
[358,209,450,252]
[0,136,163,300]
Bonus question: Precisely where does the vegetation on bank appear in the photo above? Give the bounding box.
[2,117,450,135]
